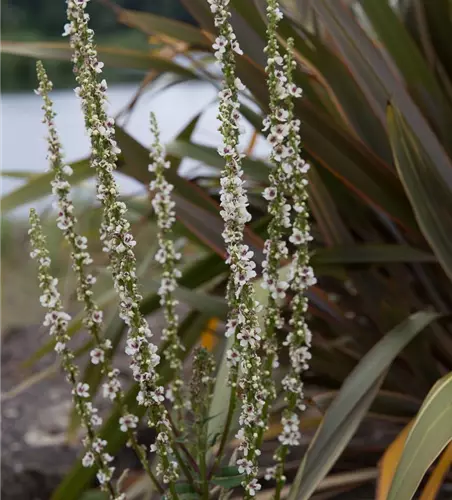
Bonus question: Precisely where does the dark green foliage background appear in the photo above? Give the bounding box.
[1,0,194,90]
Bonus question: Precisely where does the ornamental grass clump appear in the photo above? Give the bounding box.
[28,0,313,498]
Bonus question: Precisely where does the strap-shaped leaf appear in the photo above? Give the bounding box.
[117,9,210,47]
[377,422,413,500]
[288,311,441,500]
[358,0,452,155]
[1,41,199,78]
[419,442,452,500]
[387,103,452,282]
[387,372,452,499]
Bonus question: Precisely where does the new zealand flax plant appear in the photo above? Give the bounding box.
[3,0,452,498]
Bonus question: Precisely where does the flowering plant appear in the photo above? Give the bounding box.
[28,0,313,498]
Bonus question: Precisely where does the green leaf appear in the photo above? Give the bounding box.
[211,474,245,488]
[289,378,383,500]
[146,278,228,318]
[1,170,38,179]
[312,0,452,192]
[387,372,452,500]
[175,483,199,494]
[115,127,220,215]
[166,139,270,183]
[79,491,108,500]
[357,0,444,100]
[218,466,241,477]
[288,311,441,500]
[1,41,199,78]
[1,159,91,213]
[387,104,452,281]
[118,9,210,46]
[312,245,437,265]
[358,0,452,161]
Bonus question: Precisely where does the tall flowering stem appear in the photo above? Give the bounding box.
[35,60,163,494]
[28,209,119,499]
[190,349,216,499]
[148,112,184,418]
[260,5,316,494]
[208,0,268,496]
[258,0,295,441]
[64,0,180,493]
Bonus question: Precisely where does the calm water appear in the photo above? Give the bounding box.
[1,81,269,216]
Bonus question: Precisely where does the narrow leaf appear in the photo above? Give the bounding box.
[387,104,452,281]
[377,422,413,500]
[1,41,199,78]
[419,442,452,500]
[387,372,452,500]
[288,311,441,500]
[118,9,210,46]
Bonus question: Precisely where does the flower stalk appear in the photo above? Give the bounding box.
[208,0,269,496]
[64,0,181,494]
[35,60,163,495]
[148,112,184,419]
[28,209,120,499]
[259,2,316,493]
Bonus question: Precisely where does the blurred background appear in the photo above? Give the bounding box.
[3,0,452,499]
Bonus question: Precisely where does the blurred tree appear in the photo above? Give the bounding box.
[1,0,195,90]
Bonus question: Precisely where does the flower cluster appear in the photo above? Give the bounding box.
[34,59,162,491]
[148,112,184,414]
[64,0,178,491]
[259,1,315,492]
[258,0,296,439]
[28,209,120,499]
[209,0,268,496]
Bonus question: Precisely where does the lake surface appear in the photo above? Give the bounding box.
[1,81,269,216]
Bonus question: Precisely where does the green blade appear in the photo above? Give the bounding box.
[387,103,452,282]
[387,372,452,500]
[288,311,441,500]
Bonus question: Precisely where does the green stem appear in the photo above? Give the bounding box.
[128,432,164,494]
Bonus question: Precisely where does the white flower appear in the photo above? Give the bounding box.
[75,382,90,398]
[271,123,290,141]
[91,310,103,324]
[62,23,72,37]
[123,233,136,248]
[247,478,262,496]
[92,438,107,453]
[74,235,88,249]
[151,387,165,403]
[265,466,277,481]
[237,458,254,475]
[263,187,277,201]
[82,451,95,467]
[235,77,245,91]
[125,337,141,356]
[90,348,105,365]
[62,165,73,176]
[288,83,303,97]
[119,414,138,432]
[232,40,243,55]
[289,228,305,245]
[275,108,289,122]
[97,468,114,485]
[54,342,66,353]
[213,35,228,58]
